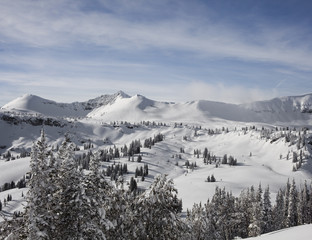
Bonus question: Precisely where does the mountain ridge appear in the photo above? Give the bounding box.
[1,91,312,125]
[1,91,130,118]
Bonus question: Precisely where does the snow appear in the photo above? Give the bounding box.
[245,224,312,240]
[86,92,312,124]
[1,94,88,118]
[4,91,312,124]
[1,91,312,233]
[0,188,27,221]
[0,157,30,184]
[1,91,129,118]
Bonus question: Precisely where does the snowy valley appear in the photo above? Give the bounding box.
[1,91,312,239]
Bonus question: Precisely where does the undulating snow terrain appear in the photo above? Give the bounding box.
[2,91,312,124]
[1,91,312,237]
[245,224,312,240]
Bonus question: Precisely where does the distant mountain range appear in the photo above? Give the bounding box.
[1,91,312,125]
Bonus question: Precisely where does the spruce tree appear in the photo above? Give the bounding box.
[130,175,184,239]
[25,129,52,239]
[262,185,272,233]
[286,179,298,227]
[186,202,214,240]
[75,151,113,239]
[272,189,285,230]
[53,135,81,239]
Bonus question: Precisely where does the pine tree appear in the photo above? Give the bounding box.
[130,175,184,239]
[75,151,113,239]
[282,179,291,228]
[248,184,263,237]
[53,135,82,239]
[286,179,298,227]
[216,189,236,240]
[129,177,137,192]
[272,189,285,230]
[25,129,53,239]
[210,174,216,182]
[262,185,272,233]
[186,202,214,240]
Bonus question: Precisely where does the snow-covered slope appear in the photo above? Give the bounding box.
[2,91,312,124]
[87,93,312,125]
[1,122,312,217]
[246,224,312,240]
[1,91,312,240]
[241,93,312,123]
[87,94,173,121]
[1,91,130,118]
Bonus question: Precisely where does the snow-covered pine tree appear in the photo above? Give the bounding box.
[248,184,264,237]
[298,180,312,225]
[53,135,82,239]
[272,189,285,231]
[104,177,137,240]
[282,179,291,228]
[186,202,214,240]
[25,129,53,239]
[75,151,113,239]
[130,175,184,239]
[262,185,272,233]
[286,179,298,227]
[218,189,236,240]
[234,190,249,238]
[297,181,306,225]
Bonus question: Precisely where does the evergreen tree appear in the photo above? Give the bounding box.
[75,151,113,239]
[282,179,291,227]
[272,189,285,230]
[286,179,298,227]
[262,185,272,233]
[186,202,214,240]
[53,135,82,239]
[130,175,184,239]
[248,184,263,237]
[129,177,137,192]
[104,178,133,239]
[210,174,216,182]
[25,129,53,239]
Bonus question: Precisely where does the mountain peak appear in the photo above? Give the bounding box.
[116,90,130,98]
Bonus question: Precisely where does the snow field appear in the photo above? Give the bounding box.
[0,119,311,222]
[245,224,312,240]
[0,188,27,222]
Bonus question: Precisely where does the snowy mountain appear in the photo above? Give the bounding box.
[2,91,312,125]
[1,91,130,118]
[1,91,312,237]
[241,93,312,123]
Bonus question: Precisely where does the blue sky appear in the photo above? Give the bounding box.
[0,0,312,106]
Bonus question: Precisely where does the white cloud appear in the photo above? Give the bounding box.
[0,0,311,106]
[185,82,278,104]
[0,0,312,70]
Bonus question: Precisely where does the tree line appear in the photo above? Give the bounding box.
[186,179,312,239]
[1,131,183,239]
[1,131,312,239]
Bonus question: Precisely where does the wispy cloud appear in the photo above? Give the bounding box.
[185,82,278,104]
[1,0,311,69]
[0,0,311,106]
